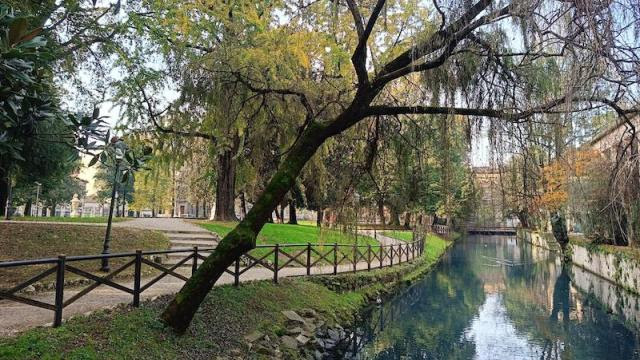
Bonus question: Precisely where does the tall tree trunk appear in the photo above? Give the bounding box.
[0,169,8,217]
[279,204,285,224]
[240,192,247,218]
[195,200,199,218]
[214,148,238,221]
[274,208,281,223]
[316,209,324,227]
[403,212,411,229]
[160,102,370,332]
[25,199,32,217]
[389,207,401,226]
[288,200,297,224]
[377,198,385,225]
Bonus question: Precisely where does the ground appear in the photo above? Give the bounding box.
[8,216,128,224]
[381,230,414,242]
[199,221,379,246]
[0,234,450,360]
[0,223,169,289]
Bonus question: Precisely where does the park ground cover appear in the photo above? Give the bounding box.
[199,221,380,262]
[381,230,414,242]
[7,216,128,224]
[0,223,168,289]
[0,234,450,360]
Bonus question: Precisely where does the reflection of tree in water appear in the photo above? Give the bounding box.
[550,265,570,324]
[503,248,640,360]
[351,245,486,359]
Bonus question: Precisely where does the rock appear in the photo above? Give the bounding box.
[243,330,264,343]
[282,310,306,324]
[300,308,318,318]
[281,335,299,349]
[314,350,324,360]
[327,328,340,342]
[323,339,336,350]
[303,321,317,333]
[286,327,303,335]
[296,334,311,346]
[23,285,36,294]
[255,345,275,356]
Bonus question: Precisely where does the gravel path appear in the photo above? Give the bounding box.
[0,219,414,336]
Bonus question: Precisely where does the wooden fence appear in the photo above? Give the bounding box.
[0,238,425,327]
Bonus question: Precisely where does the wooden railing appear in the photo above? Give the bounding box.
[0,238,425,327]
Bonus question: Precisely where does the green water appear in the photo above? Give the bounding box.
[351,235,640,359]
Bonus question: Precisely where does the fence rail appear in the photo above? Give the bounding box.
[0,237,425,327]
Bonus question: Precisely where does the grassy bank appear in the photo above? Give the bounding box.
[199,221,378,246]
[0,223,169,289]
[199,221,379,262]
[0,234,451,360]
[7,216,129,224]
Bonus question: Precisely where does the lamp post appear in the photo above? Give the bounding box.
[34,182,41,217]
[101,138,125,272]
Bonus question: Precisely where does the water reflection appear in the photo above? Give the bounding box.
[347,235,640,359]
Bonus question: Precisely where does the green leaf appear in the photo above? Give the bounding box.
[88,155,99,167]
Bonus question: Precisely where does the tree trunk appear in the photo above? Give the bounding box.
[403,212,411,229]
[160,98,371,332]
[279,204,285,224]
[195,200,199,218]
[25,199,32,217]
[274,208,281,223]
[316,209,324,227]
[389,207,401,226]
[377,198,385,225]
[240,192,247,218]
[214,148,238,221]
[288,200,297,224]
[0,169,8,217]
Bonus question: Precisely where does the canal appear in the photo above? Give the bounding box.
[347,235,640,359]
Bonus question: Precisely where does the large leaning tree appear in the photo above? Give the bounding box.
[138,0,639,332]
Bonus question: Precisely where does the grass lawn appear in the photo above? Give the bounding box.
[0,234,452,360]
[199,221,379,262]
[381,230,414,242]
[7,216,128,224]
[0,223,169,289]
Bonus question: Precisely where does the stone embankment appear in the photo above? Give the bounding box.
[518,228,640,295]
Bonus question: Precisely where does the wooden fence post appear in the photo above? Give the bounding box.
[192,246,198,276]
[333,243,338,275]
[306,243,311,276]
[379,245,383,268]
[274,244,279,284]
[390,245,394,267]
[53,255,66,327]
[352,244,357,272]
[367,245,371,271]
[234,258,240,286]
[133,250,142,307]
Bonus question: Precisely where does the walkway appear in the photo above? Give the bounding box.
[0,220,413,336]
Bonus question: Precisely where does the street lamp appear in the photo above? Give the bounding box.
[34,182,41,217]
[101,138,125,272]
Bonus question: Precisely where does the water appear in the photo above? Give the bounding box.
[348,235,640,359]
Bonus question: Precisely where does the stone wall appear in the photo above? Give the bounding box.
[519,229,640,295]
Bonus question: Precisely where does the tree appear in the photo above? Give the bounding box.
[0,5,106,217]
[154,0,640,332]
[95,162,134,216]
[40,176,86,215]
